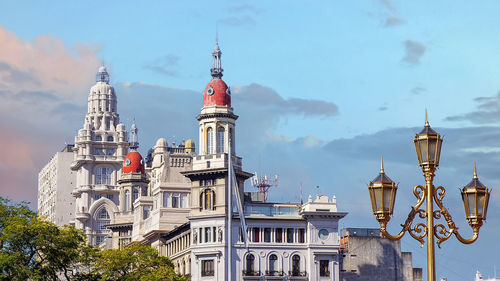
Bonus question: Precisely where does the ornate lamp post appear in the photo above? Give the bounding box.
[367,114,490,281]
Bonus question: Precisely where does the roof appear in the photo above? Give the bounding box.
[123,151,145,174]
[203,78,231,107]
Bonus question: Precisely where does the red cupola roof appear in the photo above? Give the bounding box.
[122,151,145,174]
[203,78,231,107]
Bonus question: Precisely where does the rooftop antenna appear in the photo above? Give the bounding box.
[251,172,278,202]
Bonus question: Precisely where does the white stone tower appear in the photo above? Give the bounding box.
[183,42,252,281]
[71,65,129,246]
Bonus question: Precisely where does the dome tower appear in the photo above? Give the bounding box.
[197,42,237,155]
[71,65,129,246]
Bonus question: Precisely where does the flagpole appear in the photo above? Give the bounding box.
[227,138,232,281]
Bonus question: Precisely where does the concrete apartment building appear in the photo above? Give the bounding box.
[38,145,76,226]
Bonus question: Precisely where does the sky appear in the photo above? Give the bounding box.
[0,1,499,280]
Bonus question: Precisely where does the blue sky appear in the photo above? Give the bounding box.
[1,1,499,280]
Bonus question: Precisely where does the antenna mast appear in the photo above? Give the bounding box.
[251,172,278,202]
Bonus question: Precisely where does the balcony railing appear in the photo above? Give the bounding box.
[244,205,299,217]
[289,270,307,277]
[242,270,261,276]
[265,270,284,276]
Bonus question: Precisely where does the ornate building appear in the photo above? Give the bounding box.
[70,66,130,245]
[39,43,349,280]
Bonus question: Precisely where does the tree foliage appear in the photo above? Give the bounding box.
[0,197,187,281]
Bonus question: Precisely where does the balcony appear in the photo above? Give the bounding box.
[75,212,90,222]
[242,270,261,279]
[242,270,261,277]
[288,271,308,280]
[265,270,284,277]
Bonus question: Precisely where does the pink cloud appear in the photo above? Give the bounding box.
[0,25,100,101]
[0,26,102,207]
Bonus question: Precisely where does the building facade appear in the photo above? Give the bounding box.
[38,144,76,226]
[339,228,422,281]
[38,43,366,281]
[70,66,130,246]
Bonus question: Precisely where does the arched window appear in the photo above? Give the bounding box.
[124,190,130,211]
[132,188,139,203]
[96,208,110,245]
[216,127,225,153]
[96,167,112,185]
[206,127,214,154]
[95,135,102,141]
[107,136,114,142]
[246,254,255,273]
[292,255,300,276]
[269,254,278,275]
[201,189,215,210]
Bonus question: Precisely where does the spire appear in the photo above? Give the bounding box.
[210,42,223,78]
[96,64,110,83]
[473,161,478,180]
[130,119,139,150]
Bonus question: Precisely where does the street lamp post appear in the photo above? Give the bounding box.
[367,114,490,281]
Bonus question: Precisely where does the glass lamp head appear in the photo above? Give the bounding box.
[413,113,443,169]
[461,163,490,228]
[368,157,398,222]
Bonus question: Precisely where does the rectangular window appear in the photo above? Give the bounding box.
[106,149,116,156]
[213,227,217,242]
[201,260,214,277]
[275,228,283,243]
[264,228,271,242]
[253,228,260,242]
[94,194,102,200]
[287,228,294,243]
[320,260,330,277]
[298,228,305,243]
[172,193,180,208]
[199,228,203,244]
[143,206,150,219]
[106,194,113,200]
[163,193,170,208]
[205,227,211,243]
[181,193,188,208]
[96,167,112,185]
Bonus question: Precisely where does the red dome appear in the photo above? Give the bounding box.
[123,151,145,174]
[203,78,231,107]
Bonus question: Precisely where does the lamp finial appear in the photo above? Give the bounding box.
[473,161,478,180]
[425,109,430,127]
[380,156,385,174]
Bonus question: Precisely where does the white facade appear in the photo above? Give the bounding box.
[70,66,130,246]
[38,145,76,226]
[38,43,348,281]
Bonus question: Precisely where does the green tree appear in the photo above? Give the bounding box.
[0,197,188,281]
[0,197,88,281]
[96,242,188,281]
